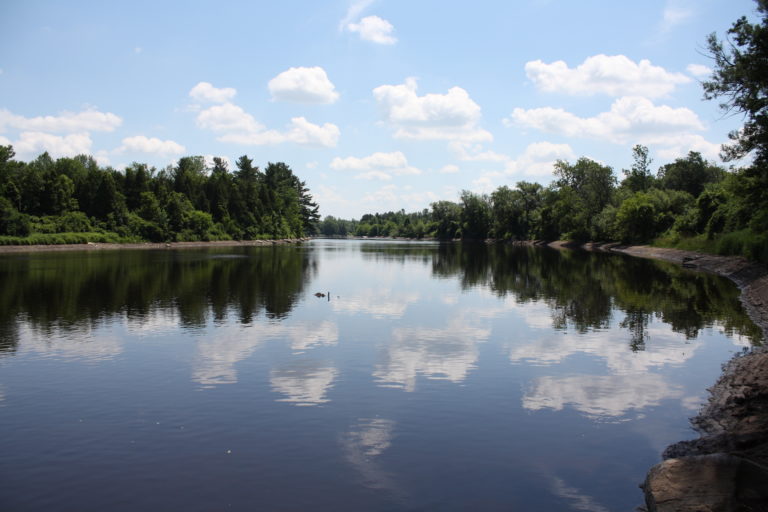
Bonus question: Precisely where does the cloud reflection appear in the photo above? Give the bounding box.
[17,323,123,362]
[341,418,403,495]
[192,319,339,387]
[374,316,490,391]
[523,373,684,418]
[331,288,420,319]
[270,361,338,406]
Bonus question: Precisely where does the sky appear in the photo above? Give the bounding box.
[0,0,759,219]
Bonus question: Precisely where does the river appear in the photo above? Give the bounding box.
[0,239,761,511]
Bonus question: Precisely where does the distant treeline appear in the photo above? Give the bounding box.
[319,146,768,263]
[0,146,319,244]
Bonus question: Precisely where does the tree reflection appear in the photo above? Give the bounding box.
[431,243,762,345]
[0,245,316,354]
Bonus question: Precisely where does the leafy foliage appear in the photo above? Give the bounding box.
[0,146,319,242]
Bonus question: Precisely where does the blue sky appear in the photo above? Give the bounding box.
[0,0,758,218]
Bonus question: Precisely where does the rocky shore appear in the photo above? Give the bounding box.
[548,242,768,511]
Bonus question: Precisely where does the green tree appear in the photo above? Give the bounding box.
[622,145,655,192]
[657,151,723,198]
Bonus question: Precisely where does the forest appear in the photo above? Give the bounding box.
[0,150,320,244]
[320,2,768,264]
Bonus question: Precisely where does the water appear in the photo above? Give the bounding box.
[0,240,761,511]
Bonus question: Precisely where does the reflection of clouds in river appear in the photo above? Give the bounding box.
[17,322,123,362]
[270,361,338,406]
[523,373,684,418]
[288,321,338,352]
[331,288,420,319]
[126,309,180,334]
[192,320,338,386]
[549,476,609,512]
[509,328,701,374]
[341,418,403,495]
[374,316,490,391]
[0,384,5,405]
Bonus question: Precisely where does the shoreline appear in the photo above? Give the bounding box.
[0,238,309,253]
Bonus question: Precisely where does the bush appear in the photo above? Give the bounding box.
[56,211,92,233]
[0,197,31,236]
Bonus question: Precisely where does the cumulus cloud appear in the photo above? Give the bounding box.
[339,0,375,30]
[188,81,237,103]
[196,102,262,133]
[0,108,122,133]
[348,15,397,44]
[525,55,690,97]
[117,135,185,155]
[13,131,92,159]
[268,66,339,104]
[450,141,509,162]
[440,164,460,174]
[507,96,704,145]
[505,141,576,177]
[330,151,421,179]
[373,78,491,142]
[196,101,340,148]
[686,63,712,78]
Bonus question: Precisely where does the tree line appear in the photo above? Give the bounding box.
[0,148,320,244]
[321,1,768,263]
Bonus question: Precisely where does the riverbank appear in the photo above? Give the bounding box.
[0,238,310,253]
[545,241,768,511]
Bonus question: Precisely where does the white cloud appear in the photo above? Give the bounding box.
[373,78,491,142]
[440,164,460,174]
[348,15,397,45]
[188,81,237,103]
[196,102,262,133]
[0,135,10,146]
[197,102,340,148]
[525,55,690,98]
[339,0,375,30]
[356,170,393,181]
[655,134,723,161]
[360,184,440,211]
[269,66,339,104]
[450,141,509,162]
[13,131,92,159]
[686,63,712,78]
[660,1,694,32]
[508,96,704,145]
[330,151,421,179]
[0,108,122,133]
[505,141,576,178]
[117,135,185,155]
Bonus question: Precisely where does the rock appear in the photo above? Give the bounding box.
[643,454,768,512]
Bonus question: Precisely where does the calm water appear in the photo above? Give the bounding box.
[0,240,762,511]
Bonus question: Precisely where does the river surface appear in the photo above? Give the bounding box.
[0,239,762,511]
